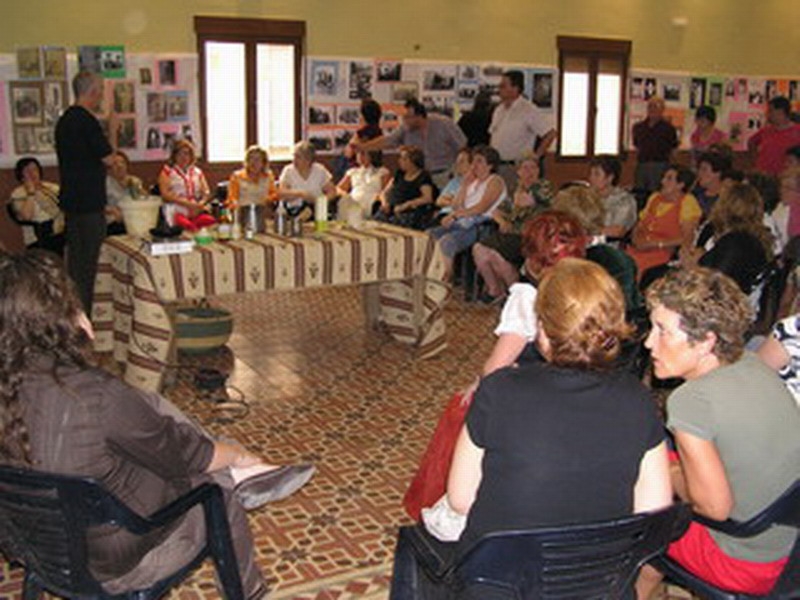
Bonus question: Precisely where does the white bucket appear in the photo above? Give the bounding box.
[119,197,162,237]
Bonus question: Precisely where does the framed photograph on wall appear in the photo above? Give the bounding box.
[42,47,67,79]
[10,81,43,125]
[14,126,38,154]
[391,81,419,103]
[43,81,67,126]
[16,47,42,79]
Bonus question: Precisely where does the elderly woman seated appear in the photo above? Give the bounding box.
[427,145,507,280]
[588,155,638,240]
[376,145,437,230]
[627,165,701,285]
[8,156,64,254]
[105,150,145,235]
[0,251,315,599]
[279,141,337,219]
[470,151,553,301]
[394,259,672,595]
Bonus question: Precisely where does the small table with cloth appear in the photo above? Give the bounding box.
[92,223,450,392]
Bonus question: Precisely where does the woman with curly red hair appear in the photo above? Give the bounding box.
[481,209,588,374]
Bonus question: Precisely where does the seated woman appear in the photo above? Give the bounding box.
[427,145,507,280]
[552,185,643,314]
[638,267,800,598]
[278,141,336,219]
[471,151,553,300]
[588,154,637,240]
[376,145,436,230]
[480,210,587,375]
[397,259,671,589]
[157,140,211,227]
[627,165,701,284]
[0,251,316,599]
[432,147,472,221]
[683,182,773,299]
[8,157,64,255]
[227,145,279,216]
[336,149,390,218]
[758,313,800,408]
[106,150,145,235]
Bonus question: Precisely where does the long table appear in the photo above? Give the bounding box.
[92,223,450,392]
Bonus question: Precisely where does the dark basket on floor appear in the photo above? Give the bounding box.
[175,305,233,354]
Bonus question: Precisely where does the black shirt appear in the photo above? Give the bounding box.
[461,361,663,546]
[632,118,678,163]
[387,169,435,207]
[458,109,492,147]
[55,106,112,213]
[699,230,769,294]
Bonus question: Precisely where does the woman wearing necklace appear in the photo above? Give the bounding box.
[157,140,211,226]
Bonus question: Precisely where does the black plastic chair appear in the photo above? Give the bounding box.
[390,503,691,599]
[651,479,800,600]
[0,465,244,600]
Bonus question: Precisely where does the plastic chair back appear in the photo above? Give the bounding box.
[652,479,800,599]
[392,503,691,600]
[0,465,244,599]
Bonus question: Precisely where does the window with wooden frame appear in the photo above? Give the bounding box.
[195,16,305,163]
[557,36,631,158]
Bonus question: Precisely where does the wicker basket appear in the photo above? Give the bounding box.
[119,197,162,237]
[174,305,233,354]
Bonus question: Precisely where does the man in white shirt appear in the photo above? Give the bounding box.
[489,71,556,191]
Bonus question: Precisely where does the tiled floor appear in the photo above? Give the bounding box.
[0,285,694,599]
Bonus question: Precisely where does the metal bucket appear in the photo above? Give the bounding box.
[237,204,267,234]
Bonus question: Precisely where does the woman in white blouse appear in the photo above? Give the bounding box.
[279,141,337,217]
[336,149,391,217]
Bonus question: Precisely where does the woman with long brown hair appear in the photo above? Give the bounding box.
[0,251,314,598]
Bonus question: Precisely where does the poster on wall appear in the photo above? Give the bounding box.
[689,78,706,109]
[42,47,67,79]
[422,65,456,92]
[43,81,67,126]
[16,47,42,79]
[310,60,340,97]
[348,60,373,99]
[532,72,554,108]
[376,60,402,82]
[79,45,126,78]
[391,81,418,103]
[158,60,177,86]
[9,81,43,125]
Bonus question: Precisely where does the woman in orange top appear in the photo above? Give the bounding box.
[627,165,701,281]
[227,145,279,214]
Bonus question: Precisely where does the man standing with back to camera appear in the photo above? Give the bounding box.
[55,70,117,312]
